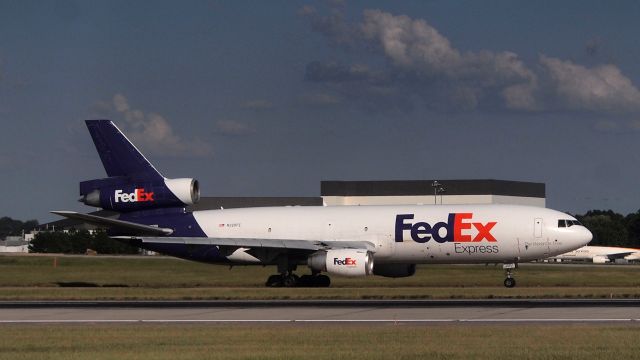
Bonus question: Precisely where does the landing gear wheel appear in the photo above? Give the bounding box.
[265,274,283,287]
[504,277,516,288]
[298,275,314,287]
[282,274,299,288]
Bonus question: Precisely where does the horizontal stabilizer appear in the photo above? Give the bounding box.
[113,236,376,252]
[51,211,173,236]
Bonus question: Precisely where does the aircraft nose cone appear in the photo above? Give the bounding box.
[581,227,593,246]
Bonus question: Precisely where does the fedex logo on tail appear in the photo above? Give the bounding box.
[114,189,155,203]
[395,213,497,243]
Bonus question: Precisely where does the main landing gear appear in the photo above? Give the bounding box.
[503,263,517,288]
[265,272,331,287]
[265,258,331,287]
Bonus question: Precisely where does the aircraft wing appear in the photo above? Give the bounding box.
[51,211,173,236]
[114,236,376,252]
[52,210,375,252]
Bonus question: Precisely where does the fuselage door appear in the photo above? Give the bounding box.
[533,217,551,257]
[534,218,543,238]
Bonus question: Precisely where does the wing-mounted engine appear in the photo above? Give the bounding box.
[79,176,200,212]
[307,249,374,277]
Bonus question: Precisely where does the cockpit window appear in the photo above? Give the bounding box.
[558,219,582,227]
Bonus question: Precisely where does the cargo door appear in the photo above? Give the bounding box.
[534,218,543,238]
[534,217,551,257]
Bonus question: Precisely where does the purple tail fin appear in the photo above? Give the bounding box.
[85,120,163,181]
[80,120,199,212]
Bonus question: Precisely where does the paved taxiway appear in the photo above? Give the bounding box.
[1,300,640,324]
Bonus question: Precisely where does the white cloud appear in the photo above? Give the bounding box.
[359,10,538,108]
[594,120,620,132]
[113,93,130,112]
[240,99,273,110]
[304,7,640,115]
[306,8,539,111]
[298,93,342,106]
[297,5,315,17]
[111,94,213,157]
[503,82,539,111]
[214,120,255,136]
[540,56,640,112]
[629,120,640,130]
[360,10,461,74]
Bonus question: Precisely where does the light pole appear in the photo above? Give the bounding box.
[431,181,446,205]
[431,180,441,205]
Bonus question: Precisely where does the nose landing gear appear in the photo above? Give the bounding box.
[503,263,517,288]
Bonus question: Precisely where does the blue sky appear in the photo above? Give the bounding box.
[1,0,640,222]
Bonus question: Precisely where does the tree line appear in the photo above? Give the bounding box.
[0,217,38,238]
[575,210,640,248]
[1,217,138,254]
[29,230,139,254]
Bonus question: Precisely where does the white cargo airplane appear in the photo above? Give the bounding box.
[550,245,640,263]
[53,120,593,288]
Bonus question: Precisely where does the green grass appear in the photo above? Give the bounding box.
[2,256,637,359]
[0,324,639,359]
[1,255,640,300]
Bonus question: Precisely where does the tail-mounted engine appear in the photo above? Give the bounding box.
[79,176,200,212]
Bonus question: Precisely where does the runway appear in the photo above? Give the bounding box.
[1,300,640,324]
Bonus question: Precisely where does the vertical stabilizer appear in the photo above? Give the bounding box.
[85,120,163,181]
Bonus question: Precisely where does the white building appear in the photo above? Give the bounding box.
[0,236,29,253]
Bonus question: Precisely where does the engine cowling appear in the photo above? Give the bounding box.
[308,249,374,277]
[592,255,609,264]
[163,178,200,205]
[373,264,416,278]
[79,176,200,212]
